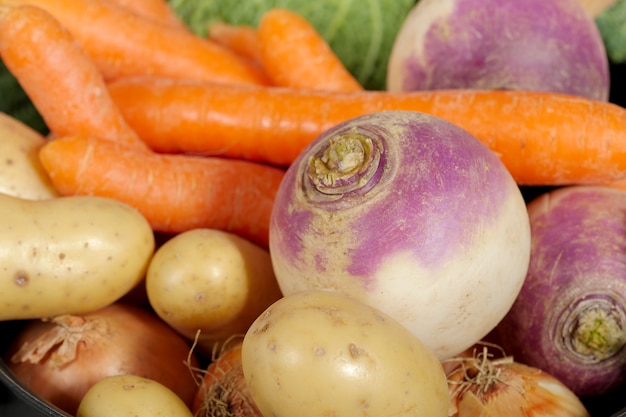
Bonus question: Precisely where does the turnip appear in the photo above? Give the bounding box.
[386,0,610,101]
[494,185,626,397]
[268,110,531,360]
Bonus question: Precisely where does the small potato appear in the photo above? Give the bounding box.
[76,374,194,417]
[146,228,282,353]
[0,112,58,200]
[0,194,155,320]
[241,290,450,417]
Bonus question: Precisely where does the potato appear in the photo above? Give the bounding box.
[76,374,194,417]
[0,112,59,200]
[241,290,450,417]
[146,228,282,353]
[0,194,155,320]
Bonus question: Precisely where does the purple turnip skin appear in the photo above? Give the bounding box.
[386,0,610,101]
[495,186,626,397]
[269,110,531,360]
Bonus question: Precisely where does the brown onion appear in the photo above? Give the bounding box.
[192,339,261,417]
[4,302,199,416]
[445,343,590,417]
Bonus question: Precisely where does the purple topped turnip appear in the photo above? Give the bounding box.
[494,185,626,397]
[386,0,610,101]
[268,110,531,360]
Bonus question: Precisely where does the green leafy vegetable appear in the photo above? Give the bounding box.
[596,0,626,63]
[167,0,416,90]
[0,59,48,134]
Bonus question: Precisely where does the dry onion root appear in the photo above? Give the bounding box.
[191,337,261,417]
[444,343,590,417]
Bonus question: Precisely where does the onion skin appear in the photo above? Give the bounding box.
[386,0,609,101]
[269,110,531,360]
[192,340,261,417]
[494,186,626,397]
[4,302,200,416]
[445,346,590,417]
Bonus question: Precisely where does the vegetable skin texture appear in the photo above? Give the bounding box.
[146,228,283,355]
[0,0,269,86]
[241,290,449,417]
[166,0,416,90]
[0,3,144,149]
[38,134,285,248]
[386,0,610,102]
[192,340,261,417]
[6,303,199,416]
[208,22,265,71]
[0,193,155,320]
[269,110,531,360]
[106,0,187,30]
[445,344,590,417]
[107,77,626,185]
[0,112,58,200]
[77,374,194,417]
[495,185,626,397]
[256,8,362,92]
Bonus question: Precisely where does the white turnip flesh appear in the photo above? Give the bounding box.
[269,110,531,360]
[494,185,626,397]
[386,0,610,101]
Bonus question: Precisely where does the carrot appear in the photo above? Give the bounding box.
[106,76,626,186]
[0,4,145,149]
[38,134,285,248]
[599,178,626,192]
[256,7,363,92]
[104,0,187,30]
[208,21,263,66]
[0,0,270,85]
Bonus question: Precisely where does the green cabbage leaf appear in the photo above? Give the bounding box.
[0,60,48,134]
[596,0,626,63]
[167,0,416,90]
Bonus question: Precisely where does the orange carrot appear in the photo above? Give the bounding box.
[0,4,145,149]
[106,76,626,186]
[256,7,363,92]
[1,0,270,85]
[599,178,626,192]
[208,21,263,66]
[38,134,285,248]
[104,0,187,30]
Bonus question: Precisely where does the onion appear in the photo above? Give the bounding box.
[269,110,531,360]
[4,302,200,416]
[192,339,261,417]
[445,343,590,417]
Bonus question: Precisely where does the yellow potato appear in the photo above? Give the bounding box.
[0,194,155,320]
[76,374,194,417]
[0,112,59,200]
[242,290,450,417]
[146,228,282,353]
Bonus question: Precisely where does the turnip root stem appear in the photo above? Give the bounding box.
[305,128,385,203]
[562,297,626,362]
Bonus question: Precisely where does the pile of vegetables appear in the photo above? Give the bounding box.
[0,0,625,416]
